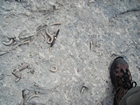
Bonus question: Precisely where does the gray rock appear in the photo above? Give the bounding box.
[0,0,140,105]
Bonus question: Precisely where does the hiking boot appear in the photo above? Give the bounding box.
[109,56,137,105]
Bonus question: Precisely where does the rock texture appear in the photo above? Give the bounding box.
[0,0,140,105]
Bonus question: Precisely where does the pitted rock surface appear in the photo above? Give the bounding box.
[0,0,140,105]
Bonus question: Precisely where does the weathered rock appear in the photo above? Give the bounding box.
[0,0,140,105]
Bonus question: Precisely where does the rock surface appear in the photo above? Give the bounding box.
[0,0,140,105]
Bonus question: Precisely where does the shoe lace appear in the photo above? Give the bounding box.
[121,69,137,89]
